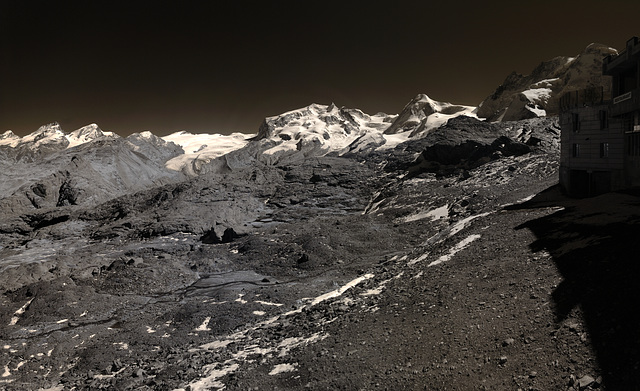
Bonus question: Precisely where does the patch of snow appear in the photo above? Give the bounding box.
[361,287,383,296]
[2,365,10,378]
[509,194,536,206]
[232,345,273,360]
[269,363,298,375]
[8,298,33,326]
[188,363,239,391]
[526,105,547,117]
[407,252,431,266]
[361,272,403,296]
[378,131,412,150]
[522,88,552,103]
[200,339,235,350]
[363,191,385,215]
[93,367,126,380]
[277,333,327,356]
[399,204,449,223]
[195,317,212,332]
[311,274,374,305]
[146,326,156,333]
[448,212,490,238]
[531,78,560,88]
[255,300,283,307]
[253,311,266,316]
[262,142,299,156]
[428,234,482,267]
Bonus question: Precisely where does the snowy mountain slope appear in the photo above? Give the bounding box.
[478,43,618,121]
[253,103,396,159]
[0,122,121,162]
[66,123,118,148]
[384,94,479,137]
[214,97,479,169]
[126,131,185,164]
[0,123,70,161]
[162,131,253,175]
[0,130,20,145]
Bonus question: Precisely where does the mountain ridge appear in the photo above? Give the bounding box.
[477,42,618,121]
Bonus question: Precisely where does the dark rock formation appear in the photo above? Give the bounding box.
[221,227,241,243]
[56,180,80,206]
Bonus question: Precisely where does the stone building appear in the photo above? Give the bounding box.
[560,37,640,196]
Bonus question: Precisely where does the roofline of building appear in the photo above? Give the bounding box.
[604,36,640,74]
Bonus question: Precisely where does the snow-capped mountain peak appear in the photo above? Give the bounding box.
[252,103,397,160]
[68,123,102,138]
[1,130,18,139]
[478,42,618,121]
[66,123,115,148]
[384,94,479,137]
[138,131,155,139]
[0,130,20,147]
[1,123,119,152]
[26,122,66,144]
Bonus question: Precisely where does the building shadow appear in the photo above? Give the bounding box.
[507,185,640,389]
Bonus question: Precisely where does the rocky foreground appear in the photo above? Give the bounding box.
[1,116,639,390]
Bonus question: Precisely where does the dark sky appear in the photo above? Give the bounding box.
[3,1,640,137]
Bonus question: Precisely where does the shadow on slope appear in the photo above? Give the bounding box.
[507,185,640,389]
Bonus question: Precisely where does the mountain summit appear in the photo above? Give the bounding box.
[66,123,115,148]
[0,122,117,155]
[478,43,618,121]
[384,94,478,136]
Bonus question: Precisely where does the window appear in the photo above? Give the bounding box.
[599,110,608,129]
[600,142,609,158]
[573,143,580,157]
[572,113,580,132]
[619,65,638,94]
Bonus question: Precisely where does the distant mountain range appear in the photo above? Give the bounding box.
[0,42,615,217]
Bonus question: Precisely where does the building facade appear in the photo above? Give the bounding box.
[560,37,640,197]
